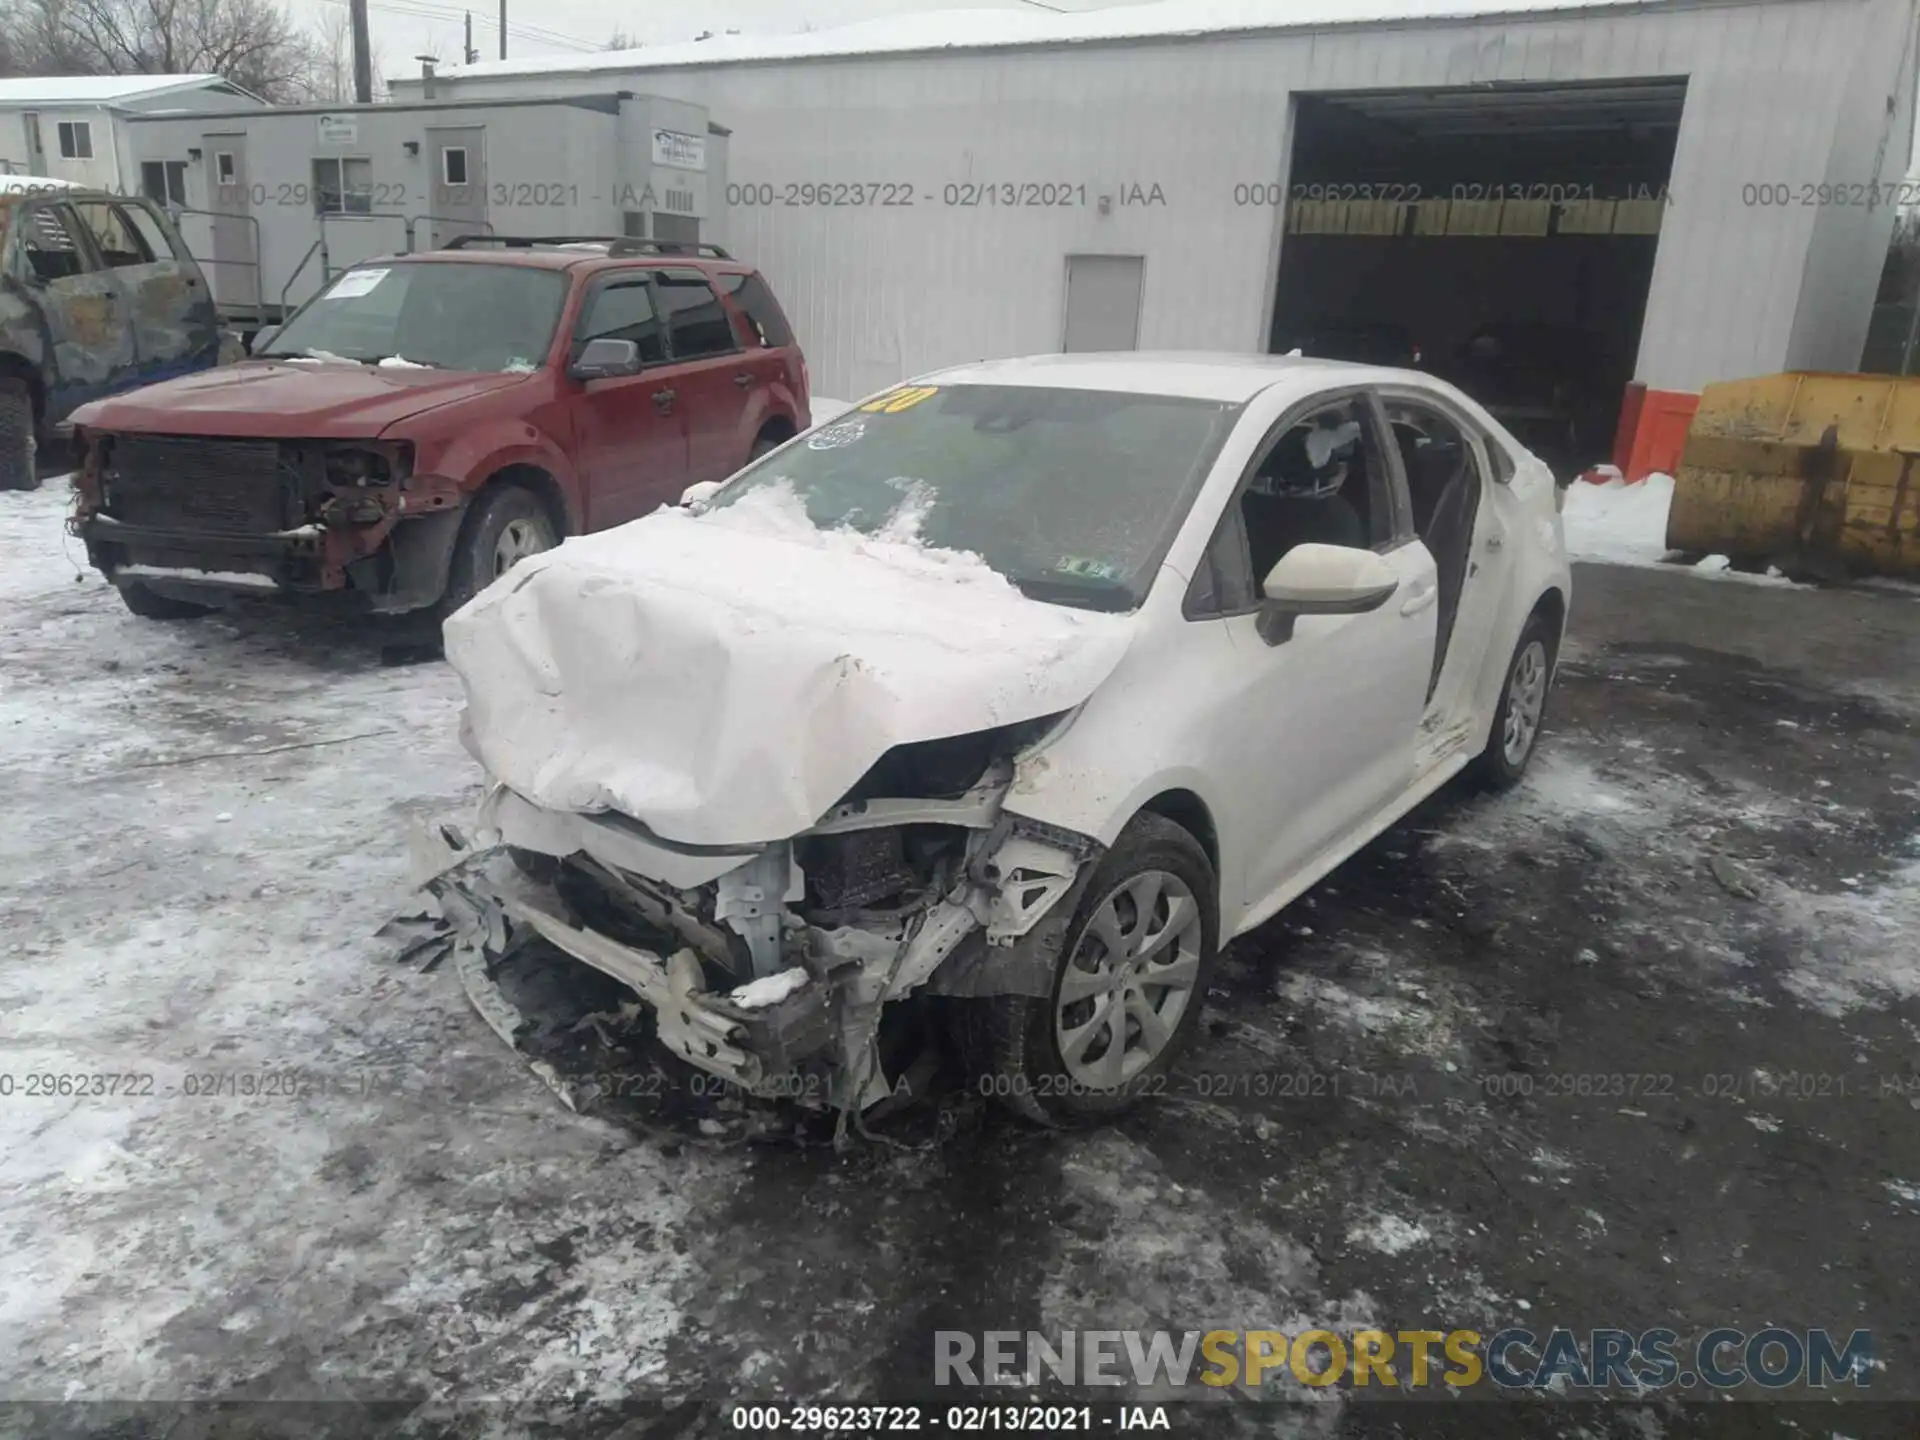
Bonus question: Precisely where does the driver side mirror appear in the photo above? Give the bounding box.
[247,325,278,355]
[1256,543,1399,646]
[568,337,641,382]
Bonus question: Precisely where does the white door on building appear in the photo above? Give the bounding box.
[1062,253,1144,353]
[204,135,256,316]
[427,128,487,248]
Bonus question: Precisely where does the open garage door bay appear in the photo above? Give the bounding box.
[1269,80,1686,478]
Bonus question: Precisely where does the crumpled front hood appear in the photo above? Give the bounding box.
[443,491,1137,847]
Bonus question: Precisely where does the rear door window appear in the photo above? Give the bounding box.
[716,271,794,348]
[654,269,738,360]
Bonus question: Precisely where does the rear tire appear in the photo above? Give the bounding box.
[437,486,558,623]
[1468,611,1557,791]
[953,813,1218,1127]
[0,379,39,492]
[749,432,785,462]
[116,580,215,620]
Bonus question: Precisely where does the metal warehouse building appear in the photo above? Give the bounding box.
[374,0,1916,477]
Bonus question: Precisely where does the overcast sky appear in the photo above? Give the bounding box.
[279,0,1137,86]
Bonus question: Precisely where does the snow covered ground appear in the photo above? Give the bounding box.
[4,472,1917,1418]
[809,395,854,423]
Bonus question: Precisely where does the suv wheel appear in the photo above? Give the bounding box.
[117,580,215,620]
[952,812,1218,1126]
[439,487,557,620]
[0,379,39,491]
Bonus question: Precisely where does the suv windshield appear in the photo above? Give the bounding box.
[259,262,567,372]
[709,383,1242,611]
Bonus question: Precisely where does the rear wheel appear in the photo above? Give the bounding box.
[749,431,787,462]
[116,580,215,620]
[0,379,38,492]
[953,812,1217,1126]
[438,486,558,621]
[1468,612,1557,790]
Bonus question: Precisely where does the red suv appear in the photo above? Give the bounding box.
[69,237,809,621]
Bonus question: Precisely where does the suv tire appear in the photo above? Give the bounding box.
[951,812,1218,1127]
[117,580,215,620]
[438,486,558,622]
[0,379,39,492]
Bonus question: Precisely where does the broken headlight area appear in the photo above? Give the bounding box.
[412,721,1100,1126]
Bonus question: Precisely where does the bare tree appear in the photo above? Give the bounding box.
[6,0,324,102]
[603,28,640,50]
[298,5,386,102]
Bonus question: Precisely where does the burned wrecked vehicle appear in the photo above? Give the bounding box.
[0,179,219,490]
[421,355,1571,1124]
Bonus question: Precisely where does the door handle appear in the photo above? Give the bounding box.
[1399,587,1439,617]
[733,372,755,389]
[651,388,676,408]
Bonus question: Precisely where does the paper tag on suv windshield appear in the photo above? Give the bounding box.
[325,268,389,299]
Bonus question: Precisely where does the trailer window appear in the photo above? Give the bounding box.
[313,157,373,216]
[442,148,468,186]
[140,160,189,208]
[57,121,92,159]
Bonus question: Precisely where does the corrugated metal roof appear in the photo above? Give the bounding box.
[0,73,231,106]
[424,0,1677,82]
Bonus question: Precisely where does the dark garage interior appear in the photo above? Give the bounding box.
[1269,79,1686,476]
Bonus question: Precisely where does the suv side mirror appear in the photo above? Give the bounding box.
[569,337,641,381]
[1256,543,1399,646]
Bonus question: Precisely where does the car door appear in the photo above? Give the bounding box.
[650,266,756,483]
[564,268,690,530]
[68,197,218,387]
[6,199,133,424]
[1188,389,1437,919]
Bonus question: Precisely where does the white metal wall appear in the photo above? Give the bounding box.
[398,0,1919,402]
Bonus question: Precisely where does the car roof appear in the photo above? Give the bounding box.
[371,246,753,276]
[914,351,1413,403]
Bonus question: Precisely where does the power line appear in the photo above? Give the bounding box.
[319,0,600,54]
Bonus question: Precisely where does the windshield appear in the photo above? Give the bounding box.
[259,262,567,372]
[708,383,1242,611]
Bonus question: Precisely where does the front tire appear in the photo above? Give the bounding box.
[955,813,1218,1126]
[1468,612,1558,790]
[116,580,215,620]
[0,379,39,492]
[437,486,558,622]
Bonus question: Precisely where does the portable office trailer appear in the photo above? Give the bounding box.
[122,94,726,326]
[389,0,1920,478]
[0,75,265,193]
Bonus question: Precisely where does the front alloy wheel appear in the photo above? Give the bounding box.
[1054,869,1204,1089]
[1469,612,1558,790]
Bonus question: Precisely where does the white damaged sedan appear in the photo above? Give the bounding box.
[420,352,1570,1125]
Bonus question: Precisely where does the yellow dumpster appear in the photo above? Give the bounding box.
[1666,372,1920,581]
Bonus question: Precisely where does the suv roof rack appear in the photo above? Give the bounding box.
[441,234,732,259]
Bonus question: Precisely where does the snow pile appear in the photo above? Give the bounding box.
[1562,472,1675,566]
[0,478,90,603]
[728,967,809,1009]
[809,396,853,424]
[1346,1214,1432,1255]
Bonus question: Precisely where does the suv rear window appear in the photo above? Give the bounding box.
[718,271,794,349]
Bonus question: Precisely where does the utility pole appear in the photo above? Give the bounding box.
[464,11,477,64]
[349,0,373,101]
[498,0,507,58]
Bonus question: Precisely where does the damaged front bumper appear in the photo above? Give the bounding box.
[415,774,1103,1113]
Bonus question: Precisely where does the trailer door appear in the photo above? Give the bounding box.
[426,128,487,249]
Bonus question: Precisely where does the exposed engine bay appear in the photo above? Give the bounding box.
[417,720,1103,1116]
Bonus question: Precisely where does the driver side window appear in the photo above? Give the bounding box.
[1186,394,1400,619]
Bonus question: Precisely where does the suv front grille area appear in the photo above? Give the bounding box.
[103,436,297,534]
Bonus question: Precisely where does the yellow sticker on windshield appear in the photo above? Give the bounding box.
[859,385,939,414]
